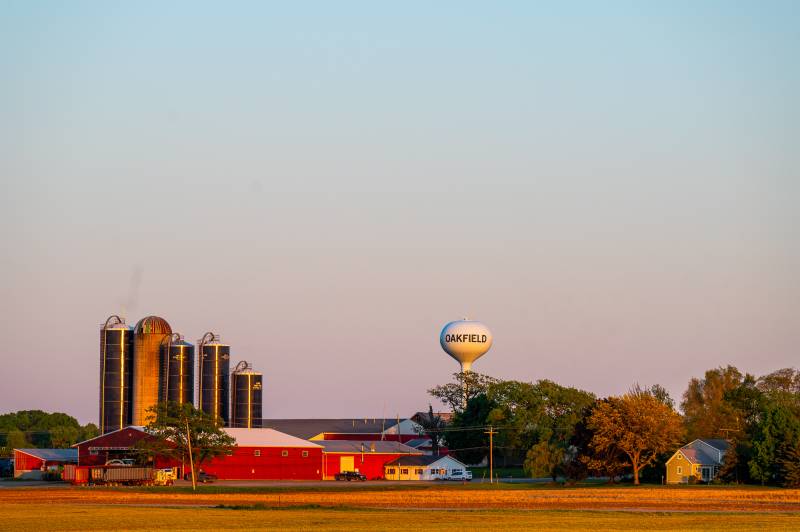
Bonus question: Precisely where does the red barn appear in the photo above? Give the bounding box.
[74,426,163,467]
[13,448,77,479]
[318,440,423,480]
[202,428,323,480]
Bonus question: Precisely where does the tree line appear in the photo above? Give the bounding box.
[424,366,800,487]
[0,410,99,456]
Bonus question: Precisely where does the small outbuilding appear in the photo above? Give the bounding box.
[666,439,730,484]
[384,454,468,480]
[13,448,78,479]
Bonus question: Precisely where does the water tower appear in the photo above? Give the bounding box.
[439,319,493,373]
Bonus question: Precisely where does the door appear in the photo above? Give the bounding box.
[701,467,711,482]
[340,456,354,473]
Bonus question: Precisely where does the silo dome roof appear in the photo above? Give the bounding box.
[134,316,172,335]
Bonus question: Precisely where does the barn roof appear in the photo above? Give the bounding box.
[317,440,421,454]
[15,448,78,462]
[260,419,401,439]
[223,428,323,448]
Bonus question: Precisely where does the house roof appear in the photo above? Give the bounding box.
[405,438,433,449]
[411,412,454,424]
[698,439,730,452]
[15,448,78,462]
[385,454,466,468]
[260,419,402,440]
[223,428,322,448]
[316,440,421,454]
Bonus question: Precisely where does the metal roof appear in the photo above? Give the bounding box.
[698,439,730,452]
[404,438,432,448]
[317,440,421,454]
[261,419,402,440]
[384,454,467,467]
[15,448,78,462]
[223,428,322,448]
[134,316,172,335]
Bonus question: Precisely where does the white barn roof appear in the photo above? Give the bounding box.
[223,428,323,448]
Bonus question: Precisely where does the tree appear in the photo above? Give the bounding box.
[415,405,446,456]
[748,404,800,485]
[571,401,627,483]
[0,410,96,454]
[428,372,498,413]
[524,441,565,481]
[682,366,748,440]
[778,439,800,488]
[443,393,496,465]
[588,388,684,485]
[135,402,236,488]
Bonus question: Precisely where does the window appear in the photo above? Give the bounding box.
[89,449,98,456]
[254,450,260,457]
[281,450,289,457]
[401,468,409,475]
[302,451,309,458]
[677,466,683,475]
[387,468,395,474]
[415,469,423,475]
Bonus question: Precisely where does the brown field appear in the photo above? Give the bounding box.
[1,485,798,531]
[1,485,798,512]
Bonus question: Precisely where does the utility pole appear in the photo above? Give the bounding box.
[484,425,497,484]
[186,418,196,491]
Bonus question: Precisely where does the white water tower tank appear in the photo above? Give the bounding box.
[439,319,493,373]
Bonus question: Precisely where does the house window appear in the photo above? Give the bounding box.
[401,468,409,474]
[254,450,261,457]
[415,469,423,475]
[302,451,309,458]
[677,466,682,475]
[387,468,395,474]
[281,450,289,457]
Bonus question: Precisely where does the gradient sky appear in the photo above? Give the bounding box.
[1,2,798,425]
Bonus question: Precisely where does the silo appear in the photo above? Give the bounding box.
[159,334,194,406]
[132,316,172,425]
[99,315,134,434]
[231,361,263,429]
[197,332,230,426]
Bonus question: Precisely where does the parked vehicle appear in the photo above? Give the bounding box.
[335,471,367,481]
[183,470,218,483]
[64,465,177,486]
[105,459,135,466]
[448,469,472,481]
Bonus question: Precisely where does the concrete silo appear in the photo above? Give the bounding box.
[131,316,172,425]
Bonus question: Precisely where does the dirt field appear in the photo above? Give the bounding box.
[1,484,798,512]
[1,485,798,531]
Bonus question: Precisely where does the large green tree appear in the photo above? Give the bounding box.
[442,393,496,465]
[135,402,236,488]
[748,404,800,485]
[0,410,98,455]
[428,372,498,413]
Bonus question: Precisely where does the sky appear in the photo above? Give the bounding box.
[1,2,798,425]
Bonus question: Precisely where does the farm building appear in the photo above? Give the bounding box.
[201,428,323,480]
[666,439,730,484]
[318,440,422,480]
[262,418,423,443]
[13,448,78,479]
[74,426,161,467]
[384,454,468,480]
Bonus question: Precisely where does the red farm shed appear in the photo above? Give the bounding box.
[13,448,77,479]
[74,426,158,466]
[200,428,324,480]
[319,440,423,480]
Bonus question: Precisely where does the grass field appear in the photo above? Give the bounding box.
[2,503,800,531]
[1,484,798,531]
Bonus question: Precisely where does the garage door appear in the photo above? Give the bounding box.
[340,456,354,472]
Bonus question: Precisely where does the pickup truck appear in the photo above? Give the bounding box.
[335,471,367,481]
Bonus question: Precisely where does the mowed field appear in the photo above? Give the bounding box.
[1,484,799,531]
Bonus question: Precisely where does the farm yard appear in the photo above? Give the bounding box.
[1,484,798,531]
